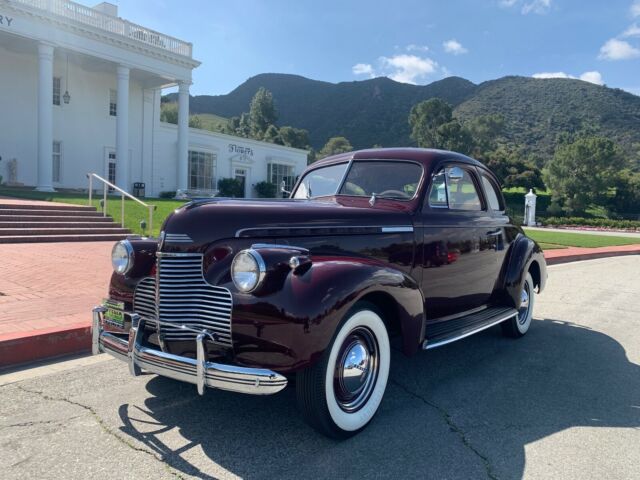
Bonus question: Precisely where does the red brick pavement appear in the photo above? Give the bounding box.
[0,242,112,339]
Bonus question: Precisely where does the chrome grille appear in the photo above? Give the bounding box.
[132,253,233,347]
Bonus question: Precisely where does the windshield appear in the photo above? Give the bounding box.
[293,160,423,200]
[293,163,349,199]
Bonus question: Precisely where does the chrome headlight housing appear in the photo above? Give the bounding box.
[111,240,134,275]
[231,249,266,293]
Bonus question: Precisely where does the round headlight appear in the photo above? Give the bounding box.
[231,249,266,293]
[111,240,134,275]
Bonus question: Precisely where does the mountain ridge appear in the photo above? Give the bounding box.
[167,73,640,162]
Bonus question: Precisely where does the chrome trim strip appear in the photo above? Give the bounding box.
[250,243,310,253]
[236,225,416,237]
[381,226,414,233]
[164,233,193,243]
[423,310,517,350]
[92,310,287,395]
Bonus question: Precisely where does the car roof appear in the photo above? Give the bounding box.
[311,147,486,171]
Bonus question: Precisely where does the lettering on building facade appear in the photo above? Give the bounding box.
[0,15,14,26]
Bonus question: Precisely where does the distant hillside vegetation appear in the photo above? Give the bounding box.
[453,76,640,163]
[169,73,640,163]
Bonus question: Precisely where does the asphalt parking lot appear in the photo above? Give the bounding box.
[1,256,639,480]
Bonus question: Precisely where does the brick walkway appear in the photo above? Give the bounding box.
[0,242,112,339]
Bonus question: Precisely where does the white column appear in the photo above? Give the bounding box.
[115,65,130,192]
[177,81,190,192]
[36,42,55,192]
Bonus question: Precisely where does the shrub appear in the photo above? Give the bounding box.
[159,191,176,199]
[541,216,640,230]
[217,178,244,198]
[254,181,277,198]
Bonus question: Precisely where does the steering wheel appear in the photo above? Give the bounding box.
[378,189,410,199]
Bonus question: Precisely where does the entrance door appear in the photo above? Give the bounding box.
[234,168,247,198]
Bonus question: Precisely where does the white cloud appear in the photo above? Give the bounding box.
[406,44,429,52]
[352,63,374,77]
[443,39,468,55]
[622,23,640,37]
[532,71,604,85]
[522,0,552,14]
[598,38,640,60]
[632,1,640,18]
[379,54,439,84]
[501,0,552,14]
[579,71,604,85]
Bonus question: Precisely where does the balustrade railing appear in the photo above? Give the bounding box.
[12,0,193,57]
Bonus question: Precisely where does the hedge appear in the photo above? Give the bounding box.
[541,216,640,231]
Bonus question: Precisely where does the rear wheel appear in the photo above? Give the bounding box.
[296,302,390,439]
[502,272,535,338]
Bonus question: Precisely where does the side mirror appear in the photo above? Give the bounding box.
[448,167,464,181]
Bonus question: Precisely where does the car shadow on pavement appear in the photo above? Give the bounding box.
[117,318,640,479]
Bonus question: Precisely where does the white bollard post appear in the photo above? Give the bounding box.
[525,189,537,226]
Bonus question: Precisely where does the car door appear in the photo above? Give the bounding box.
[419,163,504,320]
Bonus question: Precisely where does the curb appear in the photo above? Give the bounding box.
[1,249,638,369]
[0,322,91,369]
[543,246,640,265]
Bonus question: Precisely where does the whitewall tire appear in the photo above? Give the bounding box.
[296,302,390,438]
[502,272,535,338]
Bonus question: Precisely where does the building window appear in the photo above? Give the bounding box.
[52,141,62,182]
[109,89,117,116]
[108,151,116,191]
[188,150,216,191]
[268,163,295,192]
[53,77,61,106]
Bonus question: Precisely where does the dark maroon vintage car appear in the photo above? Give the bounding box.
[92,148,547,438]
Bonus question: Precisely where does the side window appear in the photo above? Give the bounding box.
[428,166,482,211]
[481,175,504,211]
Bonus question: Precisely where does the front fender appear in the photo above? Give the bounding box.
[231,256,424,373]
[503,234,546,309]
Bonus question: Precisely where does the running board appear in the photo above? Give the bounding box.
[422,306,517,350]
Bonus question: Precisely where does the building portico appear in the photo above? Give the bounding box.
[0,1,307,197]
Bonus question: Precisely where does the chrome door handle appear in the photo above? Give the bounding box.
[487,230,502,236]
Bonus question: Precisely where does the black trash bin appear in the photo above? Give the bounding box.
[133,182,145,197]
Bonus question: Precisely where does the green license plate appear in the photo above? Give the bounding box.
[102,299,125,328]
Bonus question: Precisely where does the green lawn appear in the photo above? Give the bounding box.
[0,187,185,237]
[524,228,640,249]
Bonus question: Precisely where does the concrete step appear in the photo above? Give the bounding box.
[0,221,122,228]
[0,214,114,222]
[0,227,130,236]
[0,233,129,243]
[0,208,107,217]
[0,203,97,212]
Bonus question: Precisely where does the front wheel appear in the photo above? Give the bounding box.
[296,302,390,439]
[502,272,535,338]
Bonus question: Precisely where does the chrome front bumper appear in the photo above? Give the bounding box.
[91,307,287,395]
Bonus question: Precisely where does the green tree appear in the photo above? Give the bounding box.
[278,126,310,149]
[263,124,283,145]
[467,114,505,155]
[435,121,474,155]
[249,87,278,139]
[318,136,353,159]
[408,98,454,148]
[482,146,545,190]
[160,103,178,123]
[189,115,202,129]
[544,135,625,214]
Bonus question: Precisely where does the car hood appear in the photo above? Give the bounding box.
[160,197,413,250]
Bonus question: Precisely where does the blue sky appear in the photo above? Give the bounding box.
[114,0,640,96]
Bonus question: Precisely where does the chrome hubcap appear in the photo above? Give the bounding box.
[334,327,379,413]
[518,283,531,325]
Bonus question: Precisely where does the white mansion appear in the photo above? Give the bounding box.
[0,0,308,197]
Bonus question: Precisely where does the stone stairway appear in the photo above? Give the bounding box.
[0,201,130,243]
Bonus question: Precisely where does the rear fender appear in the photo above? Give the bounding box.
[503,234,546,308]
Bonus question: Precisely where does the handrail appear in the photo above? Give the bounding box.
[87,173,157,233]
